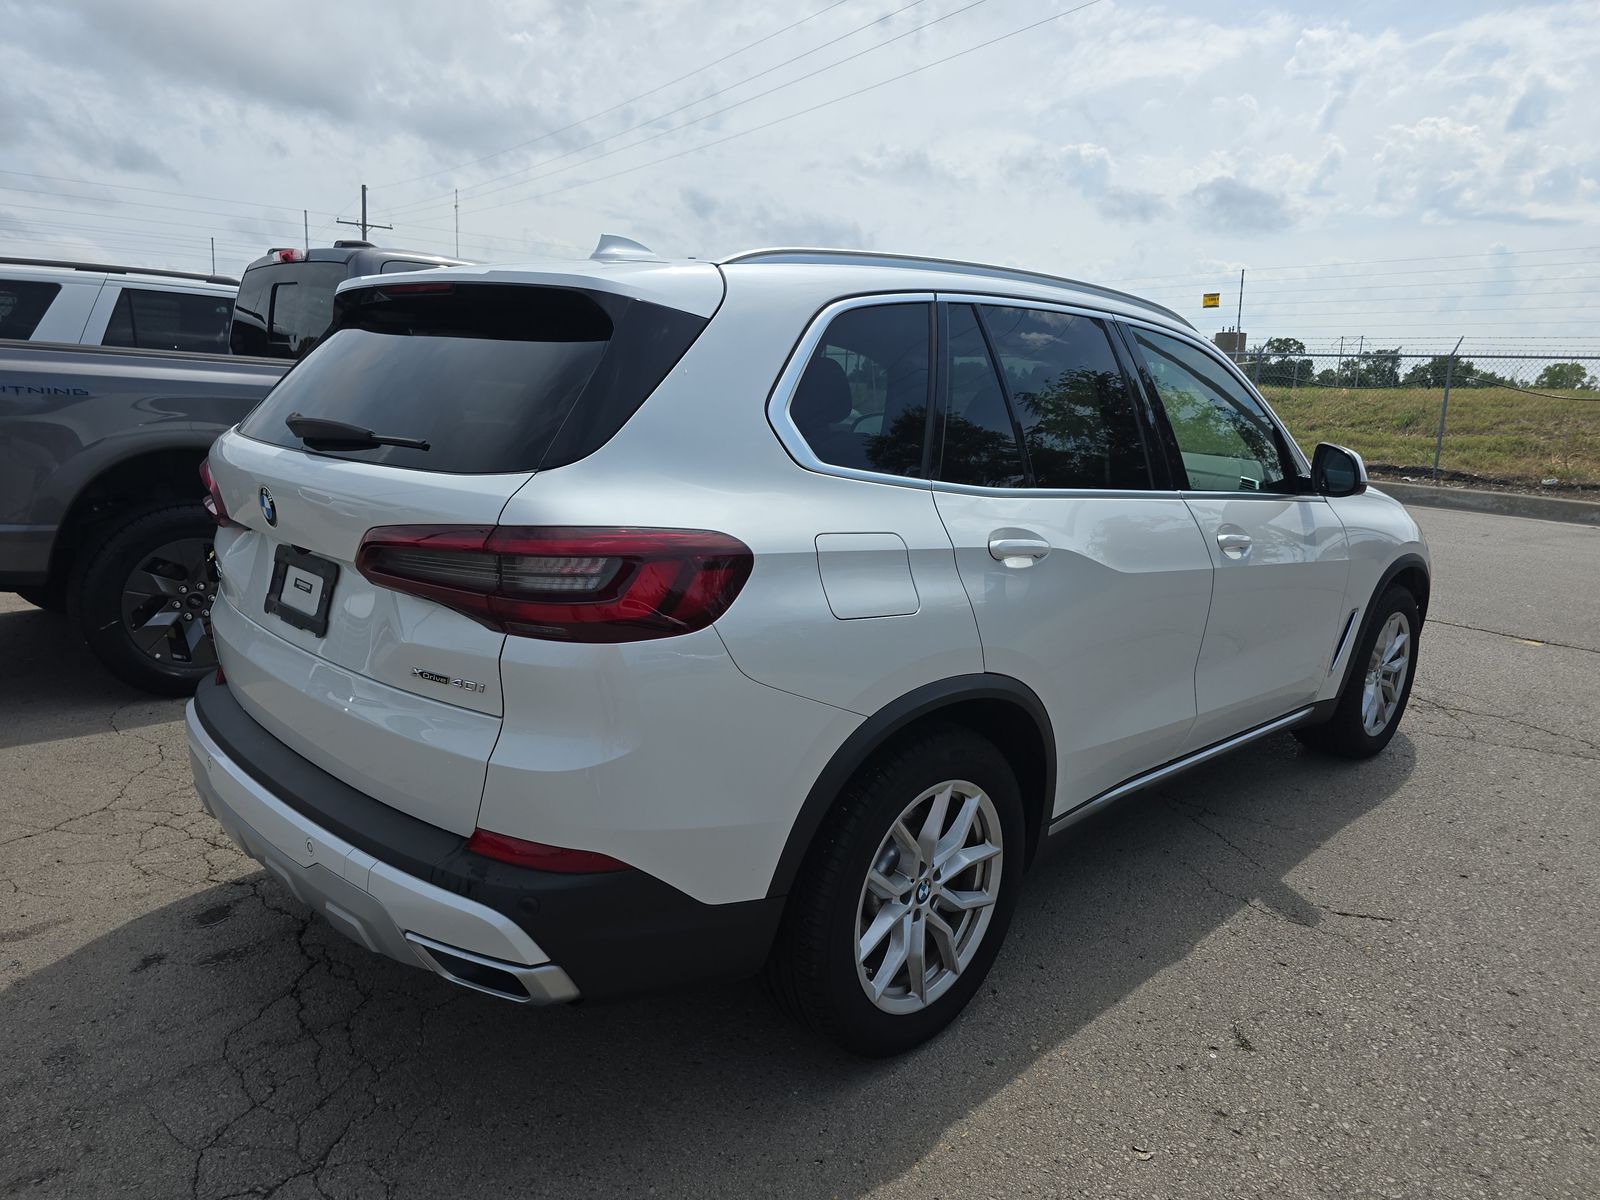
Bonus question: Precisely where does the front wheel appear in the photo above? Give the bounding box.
[767,726,1025,1056]
[70,503,220,696]
[1296,584,1420,758]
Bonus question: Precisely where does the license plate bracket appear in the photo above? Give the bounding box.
[264,545,340,638]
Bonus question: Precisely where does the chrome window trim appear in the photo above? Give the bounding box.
[1118,313,1314,478]
[766,291,937,492]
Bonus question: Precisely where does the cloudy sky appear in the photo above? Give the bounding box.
[2,0,1597,351]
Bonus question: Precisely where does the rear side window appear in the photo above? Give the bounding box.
[231,262,347,358]
[979,305,1150,489]
[102,287,232,353]
[0,280,61,340]
[789,303,931,477]
[238,283,707,474]
[938,305,1026,488]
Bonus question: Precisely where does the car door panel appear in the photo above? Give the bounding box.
[934,488,1213,809]
[1121,321,1352,749]
[1181,495,1350,745]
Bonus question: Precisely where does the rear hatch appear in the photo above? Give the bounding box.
[208,272,717,833]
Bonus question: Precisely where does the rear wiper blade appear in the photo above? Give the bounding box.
[285,412,430,452]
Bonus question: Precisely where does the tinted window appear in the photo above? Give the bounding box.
[0,280,61,340]
[981,305,1149,489]
[238,283,706,474]
[1132,327,1291,492]
[938,305,1026,487]
[790,303,930,477]
[102,287,232,353]
[230,261,347,358]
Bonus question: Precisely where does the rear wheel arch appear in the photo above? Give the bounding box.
[767,674,1055,899]
[47,445,213,589]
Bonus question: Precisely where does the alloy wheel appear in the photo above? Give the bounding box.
[1361,611,1411,735]
[855,779,1003,1015]
[120,537,219,669]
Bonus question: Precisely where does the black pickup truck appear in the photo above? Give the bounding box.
[0,242,464,693]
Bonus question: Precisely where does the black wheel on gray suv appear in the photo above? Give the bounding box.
[1295,584,1420,759]
[767,725,1025,1056]
[70,502,219,696]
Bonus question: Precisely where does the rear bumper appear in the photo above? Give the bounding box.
[187,678,783,1001]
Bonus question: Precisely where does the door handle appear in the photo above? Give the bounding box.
[988,536,1052,566]
[1216,531,1253,560]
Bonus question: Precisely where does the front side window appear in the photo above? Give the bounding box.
[0,280,61,340]
[102,288,232,353]
[1131,327,1293,493]
[980,305,1150,489]
[789,303,931,478]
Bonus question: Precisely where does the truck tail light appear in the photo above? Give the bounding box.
[355,526,752,643]
[199,458,234,527]
[465,828,630,873]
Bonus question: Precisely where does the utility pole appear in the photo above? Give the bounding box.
[337,184,392,242]
[454,189,459,258]
[1236,268,1244,334]
[210,237,215,274]
[303,210,310,249]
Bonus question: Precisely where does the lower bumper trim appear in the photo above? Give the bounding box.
[405,931,579,1005]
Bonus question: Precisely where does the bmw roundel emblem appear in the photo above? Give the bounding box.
[259,487,277,526]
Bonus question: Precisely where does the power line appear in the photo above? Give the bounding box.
[392,0,983,222]
[457,0,1108,219]
[1132,259,1600,293]
[379,0,857,194]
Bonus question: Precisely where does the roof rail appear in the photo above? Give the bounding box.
[719,247,1191,328]
[0,255,239,287]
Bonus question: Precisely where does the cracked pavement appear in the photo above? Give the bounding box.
[2,506,1596,1199]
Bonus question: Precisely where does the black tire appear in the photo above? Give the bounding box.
[15,582,67,614]
[69,503,219,696]
[1296,584,1420,759]
[767,724,1025,1057]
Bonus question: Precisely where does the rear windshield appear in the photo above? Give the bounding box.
[230,261,348,359]
[236,283,707,474]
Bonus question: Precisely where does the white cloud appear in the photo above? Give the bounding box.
[0,0,1594,343]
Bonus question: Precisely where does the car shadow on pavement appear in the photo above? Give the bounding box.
[0,603,182,750]
[0,731,1415,1199]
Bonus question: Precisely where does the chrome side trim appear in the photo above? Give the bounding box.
[404,931,580,1006]
[1047,707,1316,835]
[1329,608,1360,673]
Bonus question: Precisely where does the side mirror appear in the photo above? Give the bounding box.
[1312,443,1368,497]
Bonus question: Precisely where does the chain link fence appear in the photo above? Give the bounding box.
[1224,343,1600,490]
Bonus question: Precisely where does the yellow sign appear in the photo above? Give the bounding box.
[1202,292,1221,308]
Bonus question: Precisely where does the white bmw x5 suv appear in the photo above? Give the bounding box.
[187,239,1429,1055]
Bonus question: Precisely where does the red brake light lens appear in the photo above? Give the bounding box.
[271,247,303,263]
[465,828,630,873]
[355,526,752,643]
[199,458,233,527]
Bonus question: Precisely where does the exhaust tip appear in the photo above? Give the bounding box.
[403,931,578,1005]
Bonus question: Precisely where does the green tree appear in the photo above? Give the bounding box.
[1257,337,1312,386]
[1533,362,1597,391]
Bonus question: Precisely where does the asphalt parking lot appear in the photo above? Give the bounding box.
[2,505,1596,1200]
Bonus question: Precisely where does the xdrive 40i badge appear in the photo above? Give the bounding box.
[411,667,486,694]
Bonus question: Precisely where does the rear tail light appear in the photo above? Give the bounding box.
[199,458,234,527]
[465,828,630,873]
[378,281,454,296]
[355,526,752,643]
